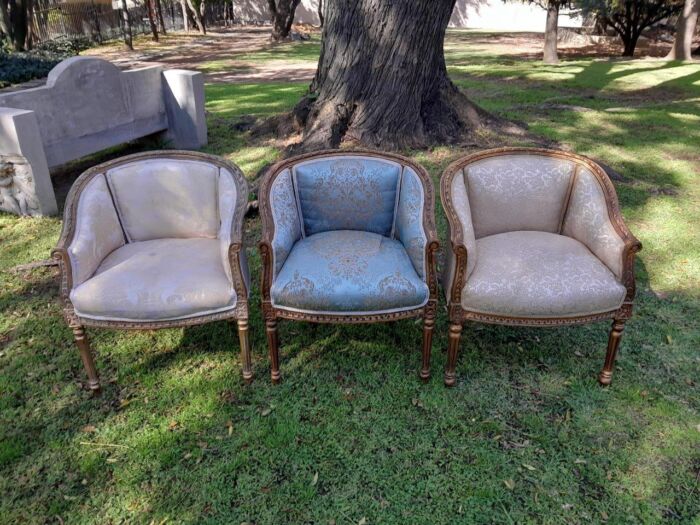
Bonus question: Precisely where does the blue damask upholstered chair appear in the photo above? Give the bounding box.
[259,150,439,383]
[53,151,252,392]
[441,147,641,387]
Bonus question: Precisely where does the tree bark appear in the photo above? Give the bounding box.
[121,0,133,50]
[667,0,699,60]
[293,0,489,150]
[268,0,301,41]
[543,0,560,64]
[146,0,159,41]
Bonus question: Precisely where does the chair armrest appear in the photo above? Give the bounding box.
[259,166,303,286]
[561,165,642,301]
[394,166,438,285]
[52,171,126,298]
[218,165,250,298]
[440,166,478,306]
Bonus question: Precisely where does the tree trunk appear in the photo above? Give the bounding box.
[121,0,133,50]
[146,0,159,41]
[186,0,205,34]
[317,0,323,27]
[155,0,167,35]
[544,0,560,64]
[7,0,30,51]
[667,0,699,60]
[268,0,300,41]
[180,0,189,31]
[293,0,488,149]
[622,32,639,56]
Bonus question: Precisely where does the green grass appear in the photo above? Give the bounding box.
[1,30,699,524]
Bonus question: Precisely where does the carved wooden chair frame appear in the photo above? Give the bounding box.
[53,150,252,392]
[440,147,642,387]
[259,149,439,383]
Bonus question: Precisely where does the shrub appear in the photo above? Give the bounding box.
[0,36,94,88]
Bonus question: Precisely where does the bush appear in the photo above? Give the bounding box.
[0,36,94,88]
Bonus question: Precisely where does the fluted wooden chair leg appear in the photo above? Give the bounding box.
[266,319,281,384]
[237,318,253,384]
[72,325,100,393]
[420,312,434,382]
[599,318,626,386]
[444,322,463,387]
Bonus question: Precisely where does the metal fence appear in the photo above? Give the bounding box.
[31,1,186,45]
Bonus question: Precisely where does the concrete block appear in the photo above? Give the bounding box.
[0,108,57,216]
[163,70,208,149]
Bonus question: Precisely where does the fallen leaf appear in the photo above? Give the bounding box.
[504,478,515,490]
[411,398,424,409]
[81,425,97,433]
[574,350,583,357]
[183,452,192,460]
[118,399,131,409]
[358,518,367,525]
[227,420,233,437]
[261,408,272,417]
[562,503,574,510]
[522,463,537,471]
[600,510,609,521]
[574,458,587,464]
[106,457,118,463]
[168,420,178,431]
[311,472,318,486]
[667,335,673,344]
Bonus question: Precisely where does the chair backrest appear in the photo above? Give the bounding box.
[290,154,403,237]
[461,151,580,239]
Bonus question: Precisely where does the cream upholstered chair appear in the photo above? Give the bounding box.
[52,151,251,392]
[441,148,641,387]
[259,150,439,383]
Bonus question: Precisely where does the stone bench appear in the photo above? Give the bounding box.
[0,57,207,216]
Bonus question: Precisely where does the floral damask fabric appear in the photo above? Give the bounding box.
[270,168,302,276]
[107,159,220,242]
[293,156,401,237]
[461,231,626,317]
[394,167,427,279]
[465,155,575,238]
[271,230,428,314]
[71,238,236,322]
[562,167,625,280]
[68,174,125,287]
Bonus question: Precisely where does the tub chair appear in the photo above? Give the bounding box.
[259,150,439,383]
[52,151,251,392]
[441,147,641,386]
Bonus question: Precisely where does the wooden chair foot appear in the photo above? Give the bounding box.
[237,318,253,384]
[266,318,281,384]
[598,319,626,386]
[420,311,434,382]
[444,322,463,387]
[72,325,101,392]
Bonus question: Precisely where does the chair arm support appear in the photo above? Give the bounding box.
[440,164,478,309]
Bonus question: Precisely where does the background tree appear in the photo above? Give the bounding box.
[666,0,698,59]
[268,0,301,41]
[145,0,160,41]
[0,0,33,51]
[317,0,323,27]
[289,0,495,149]
[120,0,133,49]
[577,0,684,56]
[155,0,167,35]
[515,0,573,63]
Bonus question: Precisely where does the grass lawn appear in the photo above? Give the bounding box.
[1,30,699,524]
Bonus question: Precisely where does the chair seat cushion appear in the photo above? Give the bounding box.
[71,238,236,322]
[461,231,626,318]
[271,230,429,314]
